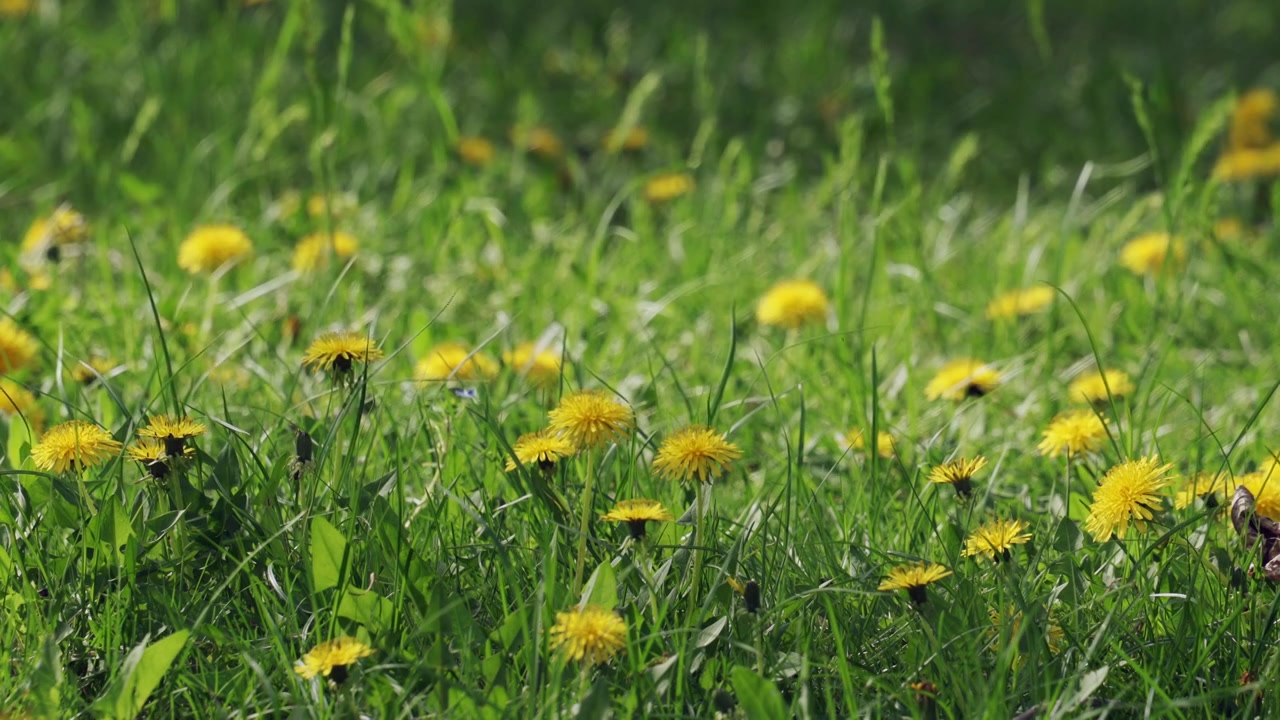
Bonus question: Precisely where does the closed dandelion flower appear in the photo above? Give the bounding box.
[302,331,384,378]
[510,125,563,159]
[1083,456,1174,542]
[653,425,742,483]
[928,456,988,498]
[505,429,576,473]
[924,359,1001,401]
[292,231,358,273]
[845,428,896,459]
[985,286,1054,320]
[414,343,499,383]
[0,379,43,431]
[548,605,627,665]
[1119,232,1187,276]
[127,439,192,480]
[547,389,634,450]
[138,414,206,456]
[755,279,829,329]
[178,224,253,274]
[503,342,563,387]
[644,173,694,203]
[601,499,673,539]
[31,420,122,473]
[1037,409,1108,458]
[878,562,952,605]
[1068,369,1134,404]
[0,318,39,373]
[458,136,496,166]
[1174,472,1229,510]
[962,518,1032,562]
[295,637,374,683]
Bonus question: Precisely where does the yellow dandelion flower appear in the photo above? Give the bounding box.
[1037,409,1108,458]
[305,192,357,220]
[962,518,1032,562]
[503,342,563,387]
[603,126,649,152]
[292,231,358,273]
[1227,88,1277,151]
[127,439,192,480]
[510,125,564,160]
[0,379,43,431]
[178,224,253,274]
[1083,457,1174,542]
[1213,217,1245,241]
[414,342,499,384]
[30,420,122,473]
[504,429,577,472]
[302,331,384,378]
[1068,369,1135,404]
[985,286,1054,320]
[755,279,829,330]
[1234,469,1280,520]
[458,136,496,166]
[1173,471,1230,510]
[21,206,89,260]
[295,637,374,683]
[644,173,694,203]
[877,562,952,604]
[0,318,39,374]
[928,456,988,497]
[0,0,33,17]
[1119,232,1187,276]
[1213,144,1280,181]
[548,605,627,665]
[652,424,742,483]
[137,414,206,456]
[69,357,119,386]
[924,359,1001,401]
[547,389,634,450]
[601,499,673,539]
[845,428,896,459]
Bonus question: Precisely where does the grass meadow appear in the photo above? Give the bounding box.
[3,0,1280,717]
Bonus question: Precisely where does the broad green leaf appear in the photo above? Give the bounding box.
[731,666,787,720]
[697,616,728,648]
[310,515,347,593]
[337,587,395,633]
[574,677,613,720]
[580,560,617,610]
[29,635,63,720]
[7,413,35,464]
[96,630,189,719]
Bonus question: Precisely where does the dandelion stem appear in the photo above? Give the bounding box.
[688,483,709,618]
[572,450,597,595]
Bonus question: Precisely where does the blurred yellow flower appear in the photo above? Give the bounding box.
[644,173,694,203]
[510,125,563,160]
[756,279,829,329]
[0,0,33,17]
[1068,369,1134,404]
[1173,471,1229,510]
[503,342,563,387]
[295,637,373,683]
[603,126,649,152]
[1235,467,1280,520]
[1037,409,1107,457]
[924,359,1001,401]
[1213,144,1280,181]
[457,136,496,166]
[306,192,357,220]
[178,224,253,274]
[1227,89,1277,151]
[548,605,627,665]
[292,231,358,273]
[1213,217,1245,241]
[1118,232,1186,276]
[0,318,38,374]
[21,206,89,257]
[0,378,43,431]
[69,357,119,386]
[844,428,896,459]
[415,343,499,383]
[985,286,1054,320]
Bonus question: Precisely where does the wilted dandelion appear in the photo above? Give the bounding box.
[1068,369,1134,404]
[547,389,634,450]
[924,359,1001,400]
[178,224,253,274]
[601,499,673,539]
[1083,457,1174,541]
[503,342,563,387]
[457,136,496,166]
[138,414,206,456]
[652,425,742,483]
[985,286,1054,320]
[845,428,896,459]
[548,605,627,665]
[302,331,384,379]
[928,456,988,498]
[644,172,694,203]
[878,562,952,605]
[1119,232,1186,276]
[31,420,122,473]
[504,429,576,473]
[755,279,829,329]
[0,318,39,374]
[292,231,358,273]
[1037,409,1107,457]
[962,518,1032,562]
[295,637,374,684]
[414,343,499,383]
